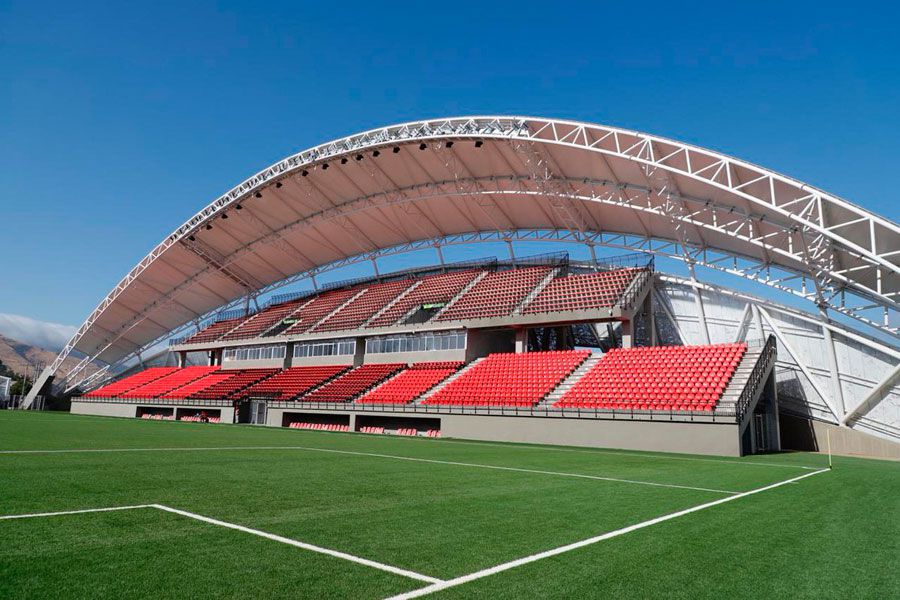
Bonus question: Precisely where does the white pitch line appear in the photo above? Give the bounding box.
[0,504,153,520]
[0,502,440,584]
[151,504,442,584]
[413,437,824,470]
[0,445,735,494]
[385,468,831,599]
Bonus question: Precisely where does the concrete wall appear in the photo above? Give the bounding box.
[466,329,514,361]
[290,354,356,367]
[264,406,741,456]
[72,399,741,457]
[781,413,900,461]
[365,349,466,364]
[71,400,235,423]
[221,358,285,370]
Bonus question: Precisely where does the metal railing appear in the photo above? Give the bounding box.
[72,395,738,424]
[596,252,654,271]
[734,334,777,424]
[73,397,232,408]
[618,267,654,312]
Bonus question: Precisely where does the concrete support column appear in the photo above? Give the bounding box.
[643,293,656,346]
[284,343,294,368]
[353,337,365,366]
[514,329,528,353]
[177,352,186,368]
[621,320,634,348]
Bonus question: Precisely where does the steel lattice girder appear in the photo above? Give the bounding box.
[37,116,900,402]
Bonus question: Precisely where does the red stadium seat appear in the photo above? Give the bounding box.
[356,362,463,404]
[436,267,551,322]
[423,350,589,407]
[554,343,746,412]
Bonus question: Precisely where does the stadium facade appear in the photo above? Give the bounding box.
[28,117,899,458]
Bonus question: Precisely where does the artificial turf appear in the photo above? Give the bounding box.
[0,411,897,599]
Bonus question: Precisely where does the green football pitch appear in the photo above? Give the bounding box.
[1,411,898,599]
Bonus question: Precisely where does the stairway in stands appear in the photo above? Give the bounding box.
[540,353,603,406]
[513,266,562,315]
[431,271,489,320]
[715,344,764,414]
[414,358,485,403]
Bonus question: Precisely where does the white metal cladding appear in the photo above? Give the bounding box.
[37,117,900,399]
[655,275,900,443]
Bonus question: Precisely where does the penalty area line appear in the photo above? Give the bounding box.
[0,504,154,520]
[0,503,441,585]
[385,468,830,599]
[150,504,442,584]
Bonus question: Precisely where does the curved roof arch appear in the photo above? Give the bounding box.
[48,116,900,381]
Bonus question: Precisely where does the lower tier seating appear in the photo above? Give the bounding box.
[359,426,385,434]
[288,422,349,432]
[122,366,220,398]
[396,428,418,436]
[179,414,221,423]
[426,429,441,438]
[302,363,405,402]
[160,371,234,399]
[140,413,174,420]
[555,343,746,411]
[356,361,463,404]
[190,368,279,400]
[423,350,589,407]
[240,365,348,401]
[86,367,178,398]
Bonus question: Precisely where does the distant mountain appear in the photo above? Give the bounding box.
[0,313,76,353]
[0,334,97,383]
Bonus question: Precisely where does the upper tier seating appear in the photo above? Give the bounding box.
[281,288,359,335]
[121,366,220,398]
[314,279,415,333]
[189,368,279,400]
[184,317,244,344]
[366,270,482,328]
[555,343,747,412]
[85,367,178,398]
[523,268,643,315]
[221,298,311,341]
[160,371,236,399]
[436,267,551,322]
[423,350,589,407]
[240,365,348,401]
[356,361,463,404]
[302,363,405,402]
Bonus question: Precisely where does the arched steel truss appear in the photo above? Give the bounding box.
[33,116,900,411]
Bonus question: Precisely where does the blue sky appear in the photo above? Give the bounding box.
[1,0,898,331]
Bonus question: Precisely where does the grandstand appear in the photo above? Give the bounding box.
[6,114,900,600]
[22,116,896,461]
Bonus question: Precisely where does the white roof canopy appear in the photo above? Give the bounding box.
[52,116,900,384]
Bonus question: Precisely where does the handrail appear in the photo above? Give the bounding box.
[617,266,654,312]
[734,334,777,424]
[71,395,740,423]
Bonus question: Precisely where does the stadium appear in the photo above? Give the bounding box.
[5,116,899,598]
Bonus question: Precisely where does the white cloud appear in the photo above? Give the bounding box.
[0,314,77,352]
